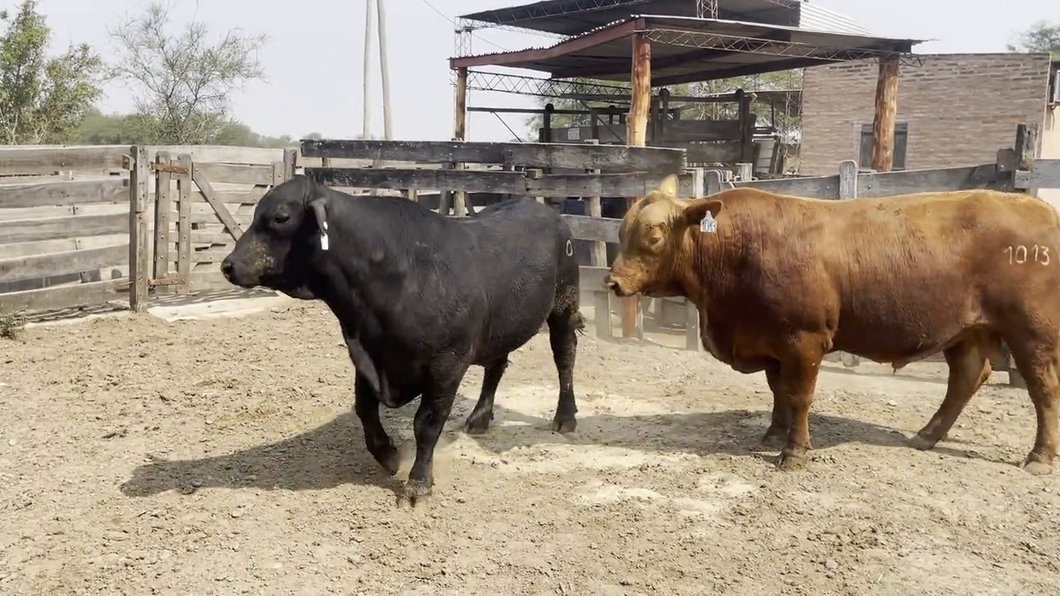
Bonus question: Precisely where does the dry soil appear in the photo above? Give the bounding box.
[2,301,1060,595]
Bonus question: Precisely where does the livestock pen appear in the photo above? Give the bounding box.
[4,133,1060,594]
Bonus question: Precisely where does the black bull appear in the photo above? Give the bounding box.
[221,175,585,504]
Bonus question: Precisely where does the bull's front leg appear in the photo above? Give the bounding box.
[404,360,470,505]
[353,373,400,476]
[762,361,791,448]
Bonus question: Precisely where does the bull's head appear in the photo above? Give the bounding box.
[603,173,722,298]
[221,175,331,300]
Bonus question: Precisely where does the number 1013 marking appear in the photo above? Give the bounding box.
[1005,244,1051,265]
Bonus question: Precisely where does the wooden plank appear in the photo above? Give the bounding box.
[194,162,274,186]
[191,164,244,239]
[657,119,743,143]
[128,146,149,312]
[0,234,125,260]
[145,145,283,166]
[304,168,695,199]
[0,278,126,314]
[584,139,607,268]
[154,152,173,280]
[0,244,128,282]
[1015,159,1060,190]
[675,141,744,165]
[299,140,687,174]
[735,175,841,198]
[177,155,193,294]
[562,214,620,243]
[0,146,128,175]
[857,164,997,198]
[0,213,127,245]
[191,248,234,263]
[838,160,858,200]
[0,179,128,208]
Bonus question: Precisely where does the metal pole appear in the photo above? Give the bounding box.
[362,0,374,139]
[377,0,393,140]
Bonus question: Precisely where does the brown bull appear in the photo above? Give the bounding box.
[603,174,1060,474]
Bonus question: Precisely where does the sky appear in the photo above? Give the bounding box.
[33,0,1059,143]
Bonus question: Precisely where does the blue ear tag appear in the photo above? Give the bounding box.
[319,221,330,251]
[700,212,718,234]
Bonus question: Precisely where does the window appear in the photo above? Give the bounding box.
[858,122,908,170]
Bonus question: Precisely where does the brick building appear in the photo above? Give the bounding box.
[798,53,1058,176]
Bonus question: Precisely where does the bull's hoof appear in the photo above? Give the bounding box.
[761,425,788,449]
[776,447,808,471]
[909,433,940,451]
[402,478,433,506]
[463,410,494,435]
[1021,455,1055,476]
[551,415,577,434]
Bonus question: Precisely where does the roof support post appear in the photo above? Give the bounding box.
[870,54,900,172]
[621,31,652,340]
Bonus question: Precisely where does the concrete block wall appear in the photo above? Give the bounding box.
[799,53,1053,175]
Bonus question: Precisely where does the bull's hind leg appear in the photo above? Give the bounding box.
[353,373,400,476]
[464,357,508,434]
[911,336,993,451]
[1007,341,1060,475]
[547,307,583,433]
[762,360,791,448]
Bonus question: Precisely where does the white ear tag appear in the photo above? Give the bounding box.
[319,221,330,251]
[700,212,718,234]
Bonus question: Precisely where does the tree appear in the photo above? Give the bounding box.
[107,0,268,144]
[0,0,105,144]
[1007,20,1060,57]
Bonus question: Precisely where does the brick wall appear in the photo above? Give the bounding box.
[799,53,1052,176]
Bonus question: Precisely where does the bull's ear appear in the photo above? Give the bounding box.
[682,200,722,226]
[657,174,679,197]
[307,197,331,250]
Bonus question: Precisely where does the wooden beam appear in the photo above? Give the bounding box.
[192,164,245,239]
[176,154,193,294]
[0,279,126,314]
[562,214,620,243]
[0,179,128,209]
[128,145,149,312]
[622,31,651,340]
[1015,159,1060,190]
[303,168,695,198]
[0,145,129,175]
[299,140,687,174]
[870,55,900,172]
[0,213,127,244]
[0,244,128,283]
[454,67,468,141]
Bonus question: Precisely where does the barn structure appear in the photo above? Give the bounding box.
[447,0,923,336]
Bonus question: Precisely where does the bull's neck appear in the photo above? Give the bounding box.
[675,223,733,308]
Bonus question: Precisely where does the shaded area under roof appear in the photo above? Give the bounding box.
[460,0,803,37]
[450,16,923,86]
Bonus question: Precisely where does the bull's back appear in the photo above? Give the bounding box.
[815,191,1060,357]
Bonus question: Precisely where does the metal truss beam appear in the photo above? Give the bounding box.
[641,28,923,66]
[458,69,631,98]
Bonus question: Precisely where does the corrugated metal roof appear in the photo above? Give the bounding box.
[797,3,871,36]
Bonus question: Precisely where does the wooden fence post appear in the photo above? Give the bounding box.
[1000,123,1039,389]
[584,139,606,267]
[282,147,298,181]
[837,159,861,368]
[685,167,706,351]
[176,153,193,294]
[128,145,150,312]
[153,151,172,284]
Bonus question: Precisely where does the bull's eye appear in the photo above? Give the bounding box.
[273,213,290,225]
[647,235,662,246]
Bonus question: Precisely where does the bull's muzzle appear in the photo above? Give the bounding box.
[602,272,632,297]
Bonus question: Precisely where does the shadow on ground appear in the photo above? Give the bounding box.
[119,390,1007,499]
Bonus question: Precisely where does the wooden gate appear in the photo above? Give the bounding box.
[148,149,295,294]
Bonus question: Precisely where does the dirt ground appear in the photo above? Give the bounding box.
[3,300,1060,596]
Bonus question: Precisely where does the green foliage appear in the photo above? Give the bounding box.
[70,108,307,147]
[107,0,268,144]
[0,0,105,144]
[0,306,26,340]
[1007,20,1060,57]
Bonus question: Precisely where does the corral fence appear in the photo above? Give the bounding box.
[2,124,1058,388]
